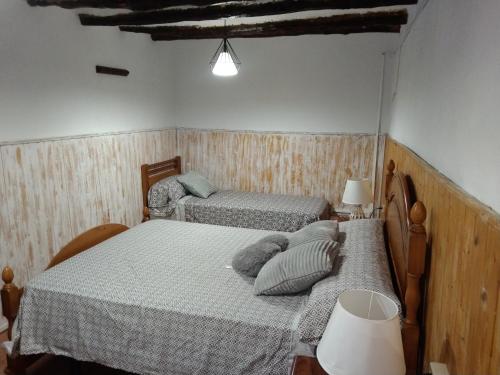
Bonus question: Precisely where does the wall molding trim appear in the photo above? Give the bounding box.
[0,127,177,147]
[1,127,388,147]
[388,137,500,218]
[176,126,381,137]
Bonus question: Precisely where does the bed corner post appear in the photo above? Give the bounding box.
[141,163,150,222]
[385,159,395,200]
[175,155,182,174]
[1,267,22,340]
[143,206,151,222]
[404,201,427,375]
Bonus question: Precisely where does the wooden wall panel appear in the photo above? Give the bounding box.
[177,128,379,208]
[0,129,177,289]
[383,138,500,375]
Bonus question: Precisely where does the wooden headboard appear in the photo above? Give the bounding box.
[140,156,182,221]
[384,160,427,375]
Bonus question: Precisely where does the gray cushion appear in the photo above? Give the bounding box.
[177,172,218,199]
[257,234,289,251]
[287,220,339,249]
[254,239,338,296]
[232,242,282,277]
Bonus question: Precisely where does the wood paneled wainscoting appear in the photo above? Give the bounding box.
[384,138,500,375]
[177,128,382,209]
[0,129,177,293]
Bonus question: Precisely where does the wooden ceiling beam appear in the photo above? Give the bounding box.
[119,11,408,40]
[79,0,416,26]
[151,24,402,40]
[27,0,245,11]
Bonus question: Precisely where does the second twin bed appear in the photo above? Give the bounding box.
[141,157,331,232]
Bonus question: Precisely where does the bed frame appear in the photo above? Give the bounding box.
[384,160,427,375]
[140,156,182,222]
[1,160,427,375]
[1,223,129,374]
[140,156,331,223]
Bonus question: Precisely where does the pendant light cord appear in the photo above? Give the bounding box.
[373,52,386,218]
[223,19,227,42]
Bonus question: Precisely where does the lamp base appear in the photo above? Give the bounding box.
[350,205,366,220]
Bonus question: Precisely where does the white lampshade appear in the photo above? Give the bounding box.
[212,51,238,77]
[342,178,372,206]
[210,39,241,77]
[317,290,405,375]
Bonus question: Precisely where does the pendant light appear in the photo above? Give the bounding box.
[209,20,241,77]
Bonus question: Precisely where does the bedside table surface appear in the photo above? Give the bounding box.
[291,356,328,375]
[330,213,350,222]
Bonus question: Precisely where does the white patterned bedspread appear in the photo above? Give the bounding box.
[183,190,329,232]
[14,220,399,375]
[14,220,307,375]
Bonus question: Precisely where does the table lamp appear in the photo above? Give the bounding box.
[317,289,405,375]
[342,179,372,219]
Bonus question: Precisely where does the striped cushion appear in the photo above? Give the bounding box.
[177,171,218,199]
[287,221,339,249]
[254,239,338,296]
[303,220,339,240]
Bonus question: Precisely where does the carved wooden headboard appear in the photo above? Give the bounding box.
[140,156,182,222]
[384,160,427,375]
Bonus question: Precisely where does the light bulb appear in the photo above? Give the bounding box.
[212,51,238,77]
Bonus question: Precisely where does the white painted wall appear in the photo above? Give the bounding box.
[172,35,398,133]
[0,1,175,143]
[385,0,500,213]
[0,2,401,140]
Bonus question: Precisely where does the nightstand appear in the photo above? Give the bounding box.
[330,212,350,222]
[291,356,328,375]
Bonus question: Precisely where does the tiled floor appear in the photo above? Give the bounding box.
[0,331,131,375]
[0,330,72,374]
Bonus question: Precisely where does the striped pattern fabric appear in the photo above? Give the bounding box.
[287,222,338,249]
[297,219,401,343]
[254,239,338,296]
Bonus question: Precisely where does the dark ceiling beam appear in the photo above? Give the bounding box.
[79,0,416,26]
[150,24,402,40]
[119,11,407,40]
[27,0,246,11]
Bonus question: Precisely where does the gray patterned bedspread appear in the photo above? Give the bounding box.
[14,220,398,375]
[183,190,329,232]
[296,219,401,344]
[14,220,307,375]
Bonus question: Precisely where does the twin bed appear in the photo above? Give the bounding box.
[141,157,331,232]
[1,160,428,375]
